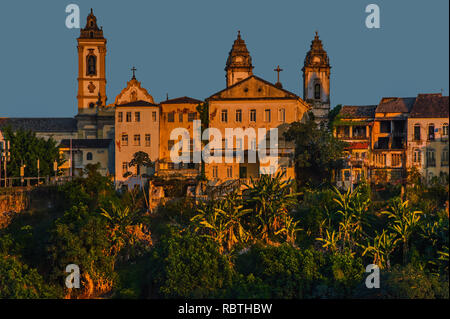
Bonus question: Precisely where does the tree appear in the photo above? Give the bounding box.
[2,126,64,183]
[284,115,346,188]
[128,151,153,177]
[0,254,57,298]
[147,230,234,298]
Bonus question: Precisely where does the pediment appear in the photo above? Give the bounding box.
[208,75,299,100]
[114,78,155,105]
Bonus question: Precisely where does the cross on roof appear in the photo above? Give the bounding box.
[131,66,137,79]
[274,65,283,83]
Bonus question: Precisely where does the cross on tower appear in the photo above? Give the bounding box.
[274,65,283,83]
[131,66,137,79]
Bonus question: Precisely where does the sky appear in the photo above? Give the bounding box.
[0,0,448,117]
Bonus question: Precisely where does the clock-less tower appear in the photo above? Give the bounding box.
[302,32,331,122]
[225,31,254,87]
[77,9,107,114]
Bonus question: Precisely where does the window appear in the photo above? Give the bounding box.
[168,112,175,122]
[118,112,123,122]
[236,138,242,150]
[426,148,436,167]
[87,55,96,75]
[380,121,391,133]
[212,166,218,178]
[442,149,449,166]
[89,102,95,109]
[152,111,157,122]
[443,124,449,137]
[265,109,271,122]
[250,109,256,122]
[188,112,196,122]
[343,126,350,138]
[428,124,435,141]
[221,110,228,123]
[414,124,421,141]
[168,140,174,150]
[126,112,132,122]
[168,162,175,170]
[344,170,350,181]
[179,113,183,122]
[413,149,421,164]
[121,133,128,146]
[134,134,140,146]
[278,108,285,122]
[145,134,151,146]
[227,166,233,178]
[86,152,93,161]
[122,162,128,174]
[353,126,366,138]
[314,83,321,100]
[135,112,140,122]
[391,154,402,167]
[236,109,242,122]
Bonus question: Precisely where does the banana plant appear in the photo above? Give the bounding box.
[361,229,398,269]
[382,198,422,265]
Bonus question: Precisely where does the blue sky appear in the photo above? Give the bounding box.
[0,0,448,117]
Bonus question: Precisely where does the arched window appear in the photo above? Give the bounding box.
[89,31,94,38]
[87,55,96,75]
[89,102,95,109]
[314,83,321,100]
[86,152,93,161]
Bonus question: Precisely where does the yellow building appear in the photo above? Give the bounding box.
[204,32,311,185]
[157,96,203,179]
[334,105,376,189]
[407,93,449,180]
[114,74,160,185]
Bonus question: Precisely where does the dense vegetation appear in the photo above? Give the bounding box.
[0,119,448,299]
[0,162,447,299]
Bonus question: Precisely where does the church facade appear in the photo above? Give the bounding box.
[0,10,331,187]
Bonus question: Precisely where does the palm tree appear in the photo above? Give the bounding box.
[382,198,422,265]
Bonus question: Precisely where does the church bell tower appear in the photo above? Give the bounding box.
[77,9,107,114]
[225,31,254,87]
[302,32,331,122]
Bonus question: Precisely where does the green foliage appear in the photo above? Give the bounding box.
[0,254,58,298]
[354,264,449,299]
[147,230,234,298]
[3,126,64,180]
[284,116,346,188]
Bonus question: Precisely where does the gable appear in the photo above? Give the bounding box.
[114,78,155,105]
[208,75,300,101]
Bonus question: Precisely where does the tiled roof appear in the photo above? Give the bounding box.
[116,100,158,107]
[59,139,112,149]
[409,93,449,118]
[0,117,77,132]
[160,96,203,105]
[339,105,377,119]
[376,97,416,113]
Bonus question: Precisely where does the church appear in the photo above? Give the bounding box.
[0,9,332,186]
